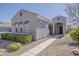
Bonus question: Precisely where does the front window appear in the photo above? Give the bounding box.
[20,12,22,16]
[9,28,11,32]
[15,28,17,33]
[23,21,29,24]
[20,28,23,33]
[24,21,30,35]
[13,22,17,25]
[57,17,60,20]
[18,21,23,25]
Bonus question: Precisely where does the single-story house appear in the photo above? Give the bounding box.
[11,9,67,40]
[0,22,11,33]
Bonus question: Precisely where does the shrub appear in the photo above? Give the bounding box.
[70,28,79,42]
[16,35,32,43]
[9,42,22,51]
[1,33,8,39]
[26,35,32,43]
[7,33,16,41]
[1,33,16,41]
[1,33,32,43]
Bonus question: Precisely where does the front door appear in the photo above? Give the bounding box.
[59,26,63,34]
[48,24,53,35]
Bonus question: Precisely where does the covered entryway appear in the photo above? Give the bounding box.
[55,23,63,35]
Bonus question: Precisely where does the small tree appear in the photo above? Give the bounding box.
[65,3,79,27]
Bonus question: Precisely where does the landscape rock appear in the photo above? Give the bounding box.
[72,49,79,56]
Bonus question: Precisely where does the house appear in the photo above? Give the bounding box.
[0,22,11,33]
[11,9,67,40]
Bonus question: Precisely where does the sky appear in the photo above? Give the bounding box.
[0,3,67,22]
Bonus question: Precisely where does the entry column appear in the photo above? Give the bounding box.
[53,23,55,35]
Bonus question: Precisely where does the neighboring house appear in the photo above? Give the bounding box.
[0,22,11,33]
[11,9,67,40]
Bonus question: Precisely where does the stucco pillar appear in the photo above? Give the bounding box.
[53,23,55,35]
[63,24,66,35]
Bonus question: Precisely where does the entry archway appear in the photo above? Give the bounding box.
[55,23,63,35]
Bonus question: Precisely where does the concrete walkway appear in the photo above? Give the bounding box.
[20,38,57,56]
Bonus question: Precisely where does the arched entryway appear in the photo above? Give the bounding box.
[55,23,63,35]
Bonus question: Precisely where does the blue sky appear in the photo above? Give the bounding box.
[0,3,67,22]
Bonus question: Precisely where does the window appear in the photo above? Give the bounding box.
[57,17,60,20]
[9,28,11,32]
[24,22,30,35]
[20,12,22,16]
[23,21,29,24]
[20,28,23,33]
[15,28,17,33]
[13,22,17,25]
[18,21,23,25]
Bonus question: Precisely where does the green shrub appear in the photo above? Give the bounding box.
[16,35,32,43]
[1,33,16,41]
[26,35,32,43]
[70,28,79,42]
[7,33,16,41]
[1,33,8,39]
[1,33,32,43]
[9,42,22,51]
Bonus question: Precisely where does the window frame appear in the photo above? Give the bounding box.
[20,28,23,33]
[15,28,17,33]
[20,12,22,16]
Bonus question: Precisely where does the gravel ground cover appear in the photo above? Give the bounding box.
[37,35,79,56]
[0,37,49,56]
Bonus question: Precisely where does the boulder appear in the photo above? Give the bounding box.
[72,49,79,56]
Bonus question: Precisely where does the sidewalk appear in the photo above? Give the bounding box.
[20,38,57,56]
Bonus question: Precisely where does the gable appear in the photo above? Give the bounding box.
[52,16,67,24]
